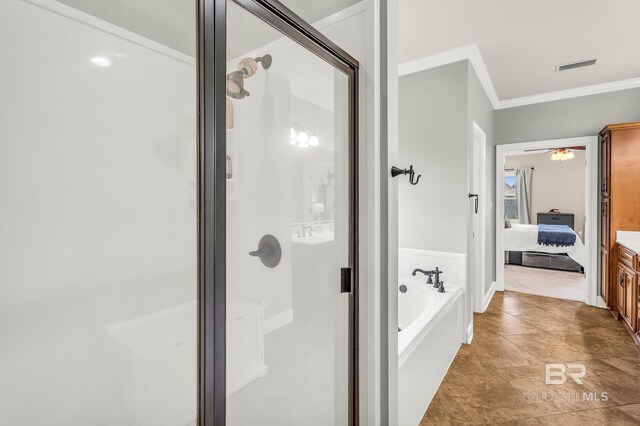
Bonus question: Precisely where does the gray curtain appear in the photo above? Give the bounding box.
[515,168,532,224]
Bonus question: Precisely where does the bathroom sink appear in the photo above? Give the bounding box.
[292,232,334,245]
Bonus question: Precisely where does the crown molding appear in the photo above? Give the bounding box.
[398,44,500,109]
[494,77,640,109]
[399,45,640,110]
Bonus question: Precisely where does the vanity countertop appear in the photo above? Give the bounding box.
[616,231,640,254]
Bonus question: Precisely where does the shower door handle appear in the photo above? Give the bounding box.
[341,267,352,293]
[469,193,479,214]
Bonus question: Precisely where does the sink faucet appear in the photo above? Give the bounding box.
[297,225,313,238]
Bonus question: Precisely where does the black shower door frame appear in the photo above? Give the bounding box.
[197,0,360,424]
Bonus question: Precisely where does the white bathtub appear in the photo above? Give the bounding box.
[398,275,464,426]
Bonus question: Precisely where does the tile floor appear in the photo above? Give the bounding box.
[421,291,640,425]
[505,265,586,301]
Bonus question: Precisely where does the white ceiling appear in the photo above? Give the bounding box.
[399,0,640,100]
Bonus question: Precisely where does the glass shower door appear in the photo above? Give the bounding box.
[224,1,357,425]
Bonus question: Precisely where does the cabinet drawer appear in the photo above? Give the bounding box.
[618,245,637,270]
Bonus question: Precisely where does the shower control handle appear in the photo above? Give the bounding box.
[249,234,282,268]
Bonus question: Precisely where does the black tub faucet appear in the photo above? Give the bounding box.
[412,268,435,285]
[433,267,443,288]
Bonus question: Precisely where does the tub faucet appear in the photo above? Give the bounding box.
[411,268,435,285]
[433,267,443,288]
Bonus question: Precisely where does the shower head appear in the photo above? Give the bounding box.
[237,54,273,77]
[227,53,272,100]
[256,54,272,69]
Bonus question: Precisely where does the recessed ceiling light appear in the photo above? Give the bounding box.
[555,59,597,72]
[90,56,111,67]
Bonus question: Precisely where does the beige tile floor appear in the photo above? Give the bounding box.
[421,291,640,425]
[505,265,586,301]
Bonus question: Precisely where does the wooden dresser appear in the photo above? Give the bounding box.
[600,122,640,343]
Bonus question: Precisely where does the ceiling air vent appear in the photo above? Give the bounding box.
[556,59,597,72]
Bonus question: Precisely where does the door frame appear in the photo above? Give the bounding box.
[495,136,600,306]
[197,0,360,424]
[470,121,487,313]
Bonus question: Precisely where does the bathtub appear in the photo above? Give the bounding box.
[398,275,465,426]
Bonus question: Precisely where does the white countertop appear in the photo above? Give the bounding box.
[616,231,640,254]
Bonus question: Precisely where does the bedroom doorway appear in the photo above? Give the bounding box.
[496,136,601,306]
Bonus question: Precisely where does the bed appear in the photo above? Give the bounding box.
[505,223,587,268]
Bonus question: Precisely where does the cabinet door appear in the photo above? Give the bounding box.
[637,279,640,334]
[625,271,637,330]
[617,264,626,318]
[601,250,609,304]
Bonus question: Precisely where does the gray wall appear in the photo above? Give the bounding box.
[488,88,640,284]
[467,63,496,292]
[496,88,640,144]
[398,63,640,294]
[398,61,469,253]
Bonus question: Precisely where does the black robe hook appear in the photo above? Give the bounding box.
[391,165,421,185]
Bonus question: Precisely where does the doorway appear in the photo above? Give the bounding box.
[496,136,600,306]
[199,0,360,424]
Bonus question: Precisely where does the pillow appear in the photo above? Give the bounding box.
[505,219,512,229]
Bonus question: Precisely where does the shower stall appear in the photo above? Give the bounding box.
[0,0,361,424]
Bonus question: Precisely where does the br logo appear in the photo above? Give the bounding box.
[545,363,586,385]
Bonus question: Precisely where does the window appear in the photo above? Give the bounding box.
[504,170,518,222]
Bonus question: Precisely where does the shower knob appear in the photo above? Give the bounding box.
[249,234,282,268]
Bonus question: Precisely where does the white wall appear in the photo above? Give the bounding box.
[505,151,587,237]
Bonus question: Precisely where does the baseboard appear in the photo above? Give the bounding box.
[227,365,268,396]
[466,323,473,344]
[596,296,608,309]
[264,309,293,334]
[482,281,496,313]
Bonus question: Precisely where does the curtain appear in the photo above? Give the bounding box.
[515,168,532,224]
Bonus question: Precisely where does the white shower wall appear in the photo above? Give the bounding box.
[0,1,197,424]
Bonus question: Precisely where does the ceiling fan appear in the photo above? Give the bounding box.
[524,146,586,161]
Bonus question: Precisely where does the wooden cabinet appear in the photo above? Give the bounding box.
[600,131,611,306]
[616,244,640,342]
[599,123,640,316]
[616,262,636,330]
[601,250,609,303]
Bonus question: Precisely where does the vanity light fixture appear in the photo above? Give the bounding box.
[289,124,318,148]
